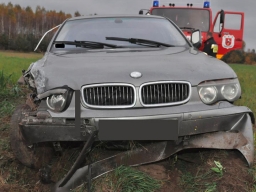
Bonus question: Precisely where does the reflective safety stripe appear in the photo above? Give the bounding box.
[216,54,223,59]
[211,44,218,53]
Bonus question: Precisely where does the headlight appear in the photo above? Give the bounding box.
[198,79,241,105]
[46,88,73,112]
[221,84,239,101]
[199,86,217,104]
[47,94,66,112]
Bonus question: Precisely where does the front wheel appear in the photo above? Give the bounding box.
[10,104,53,169]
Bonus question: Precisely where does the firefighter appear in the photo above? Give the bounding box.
[203,32,218,58]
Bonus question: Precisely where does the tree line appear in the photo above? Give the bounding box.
[0,2,76,52]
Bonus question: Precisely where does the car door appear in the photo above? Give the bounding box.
[212,10,244,59]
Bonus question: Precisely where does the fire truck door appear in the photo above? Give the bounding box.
[212,10,244,59]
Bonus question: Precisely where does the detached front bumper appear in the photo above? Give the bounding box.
[20,104,254,165]
[51,111,254,192]
[20,96,255,192]
[20,104,254,140]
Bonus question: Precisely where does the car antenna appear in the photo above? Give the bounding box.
[34,24,61,52]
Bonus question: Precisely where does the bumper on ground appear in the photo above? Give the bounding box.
[20,105,254,166]
[51,113,254,192]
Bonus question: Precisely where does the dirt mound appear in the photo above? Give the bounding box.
[143,149,254,192]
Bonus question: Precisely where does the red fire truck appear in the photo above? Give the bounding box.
[140,1,244,59]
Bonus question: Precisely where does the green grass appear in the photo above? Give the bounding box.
[0,51,43,83]
[230,64,256,117]
[180,170,218,192]
[0,70,22,117]
[0,51,42,116]
[0,100,15,116]
[92,166,162,192]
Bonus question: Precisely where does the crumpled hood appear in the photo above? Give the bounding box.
[31,47,237,93]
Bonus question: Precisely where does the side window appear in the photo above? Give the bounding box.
[223,14,242,30]
[213,13,222,33]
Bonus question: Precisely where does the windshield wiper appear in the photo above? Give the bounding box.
[53,41,119,49]
[105,37,174,47]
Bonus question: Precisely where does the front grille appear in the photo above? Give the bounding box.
[140,81,191,106]
[82,84,136,108]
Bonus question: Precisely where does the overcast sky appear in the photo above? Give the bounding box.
[1,0,255,49]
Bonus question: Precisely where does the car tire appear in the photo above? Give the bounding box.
[10,104,53,169]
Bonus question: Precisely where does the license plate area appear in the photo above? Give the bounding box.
[98,119,178,140]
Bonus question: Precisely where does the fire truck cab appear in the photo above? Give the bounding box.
[140,1,244,59]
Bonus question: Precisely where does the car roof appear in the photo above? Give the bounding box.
[67,14,165,21]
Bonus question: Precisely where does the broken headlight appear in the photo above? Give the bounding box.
[198,79,241,105]
[46,88,73,112]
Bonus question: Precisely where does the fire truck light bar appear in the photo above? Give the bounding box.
[204,1,210,8]
[153,0,159,7]
[152,1,209,8]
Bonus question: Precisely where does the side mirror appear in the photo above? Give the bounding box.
[219,10,225,37]
[220,10,225,24]
[139,10,143,15]
[190,29,202,49]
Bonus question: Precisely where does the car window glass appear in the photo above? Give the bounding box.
[151,8,210,32]
[214,13,222,33]
[55,17,188,48]
[223,14,242,30]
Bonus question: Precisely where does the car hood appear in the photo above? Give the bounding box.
[31,47,237,94]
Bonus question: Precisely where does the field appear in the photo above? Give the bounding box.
[0,51,43,82]
[0,51,256,192]
[231,64,256,117]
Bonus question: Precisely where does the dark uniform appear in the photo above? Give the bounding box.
[203,37,218,58]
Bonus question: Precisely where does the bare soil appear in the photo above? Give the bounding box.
[137,149,255,192]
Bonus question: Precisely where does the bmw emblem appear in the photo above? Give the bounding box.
[130,71,142,79]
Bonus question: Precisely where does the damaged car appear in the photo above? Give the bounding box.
[11,15,254,192]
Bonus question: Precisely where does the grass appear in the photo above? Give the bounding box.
[180,170,218,192]
[230,64,256,117]
[92,165,162,192]
[0,50,41,117]
[173,150,227,192]
[0,100,15,116]
[0,51,43,83]
[0,76,15,119]
[0,70,23,117]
